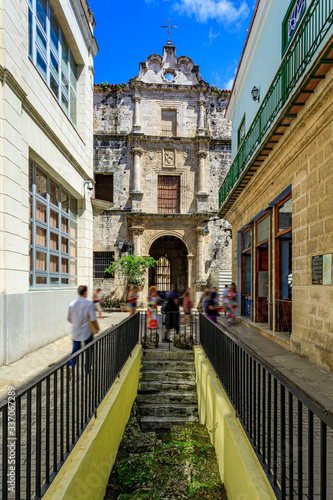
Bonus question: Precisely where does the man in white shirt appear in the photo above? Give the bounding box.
[67,285,100,373]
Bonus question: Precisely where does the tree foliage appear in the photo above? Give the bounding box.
[105,255,157,298]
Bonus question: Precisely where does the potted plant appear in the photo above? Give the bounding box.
[105,254,157,310]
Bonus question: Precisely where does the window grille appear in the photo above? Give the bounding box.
[93,252,115,279]
[95,174,114,203]
[158,176,180,213]
[28,0,78,126]
[29,160,77,287]
[155,256,171,291]
[161,110,177,136]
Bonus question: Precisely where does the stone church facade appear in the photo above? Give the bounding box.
[92,41,232,304]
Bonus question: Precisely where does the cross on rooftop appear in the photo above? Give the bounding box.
[161,18,177,43]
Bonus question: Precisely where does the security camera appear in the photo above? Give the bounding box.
[83,180,94,191]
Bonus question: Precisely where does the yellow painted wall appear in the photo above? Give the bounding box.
[44,344,142,500]
[194,346,276,500]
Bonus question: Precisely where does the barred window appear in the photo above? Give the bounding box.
[28,0,78,126]
[158,176,180,213]
[93,252,115,279]
[29,160,77,287]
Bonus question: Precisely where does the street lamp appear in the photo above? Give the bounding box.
[251,86,260,102]
[118,241,124,251]
[203,225,209,235]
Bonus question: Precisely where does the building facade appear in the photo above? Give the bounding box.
[0,0,98,364]
[93,41,232,304]
[219,0,333,370]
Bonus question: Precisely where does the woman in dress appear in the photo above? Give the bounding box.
[147,286,159,330]
[181,288,192,327]
[127,285,138,317]
[93,288,103,320]
[227,282,238,324]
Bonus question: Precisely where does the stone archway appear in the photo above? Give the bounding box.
[149,236,188,295]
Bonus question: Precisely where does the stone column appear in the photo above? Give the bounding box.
[132,147,143,192]
[133,95,141,133]
[195,228,205,282]
[133,232,141,255]
[197,93,205,135]
[129,224,144,255]
[187,254,194,287]
[197,151,207,193]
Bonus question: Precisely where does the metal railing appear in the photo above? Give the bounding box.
[219,0,333,209]
[139,310,200,349]
[276,299,292,334]
[200,314,333,499]
[0,313,140,500]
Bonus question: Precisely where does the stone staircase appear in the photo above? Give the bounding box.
[138,346,199,432]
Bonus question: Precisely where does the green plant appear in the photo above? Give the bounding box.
[105,255,157,300]
[100,81,109,90]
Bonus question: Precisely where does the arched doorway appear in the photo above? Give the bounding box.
[149,236,188,294]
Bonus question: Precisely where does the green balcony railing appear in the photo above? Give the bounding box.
[219,0,333,210]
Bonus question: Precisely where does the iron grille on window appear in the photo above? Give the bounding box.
[93,252,114,278]
[158,176,180,213]
[155,256,171,291]
[161,110,177,136]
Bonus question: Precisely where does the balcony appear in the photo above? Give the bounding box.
[218,0,333,217]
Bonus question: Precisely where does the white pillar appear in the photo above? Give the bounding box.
[196,229,205,281]
[134,232,141,255]
[132,147,143,192]
[187,254,194,287]
[133,95,141,132]
[198,93,205,135]
[197,151,207,193]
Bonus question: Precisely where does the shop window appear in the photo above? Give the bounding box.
[161,110,177,137]
[29,160,77,287]
[158,176,180,213]
[275,194,292,333]
[241,227,252,318]
[93,252,114,279]
[256,214,269,323]
[95,174,114,203]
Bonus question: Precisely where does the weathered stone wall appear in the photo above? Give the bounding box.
[225,69,333,371]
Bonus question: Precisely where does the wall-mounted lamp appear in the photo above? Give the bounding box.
[224,228,232,247]
[215,240,220,252]
[203,225,209,235]
[251,86,260,102]
[116,240,134,254]
[83,180,94,191]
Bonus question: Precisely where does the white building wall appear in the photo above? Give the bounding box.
[0,0,97,365]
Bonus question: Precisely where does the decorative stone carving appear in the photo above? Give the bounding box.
[183,149,191,161]
[163,149,175,168]
[148,150,156,160]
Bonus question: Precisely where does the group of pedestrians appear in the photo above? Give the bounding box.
[202,283,238,324]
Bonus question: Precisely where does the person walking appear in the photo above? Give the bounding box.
[206,291,220,323]
[181,288,192,327]
[93,288,103,320]
[127,285,138,317]
[147,286,159,330]
[212,287,220,306]
[202,289,210,315]
[222,284,229,318]
[163,283,179,342]
[67,285,100,378]
[227,282,238,324]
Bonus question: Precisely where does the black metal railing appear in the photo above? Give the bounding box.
[139,310,200,349]
[0,313,140,500]
[276,299,292,334]
[200,314,333,499]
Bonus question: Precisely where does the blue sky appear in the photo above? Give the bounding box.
[89,0,256,90]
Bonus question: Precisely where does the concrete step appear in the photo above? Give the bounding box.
[137,392,197,405]
[141,360,195,371]
[139,380,196,393]
[140,415,199,432]
[142,350,194,361]
[138,403,198,418]
[140,370,196,382]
